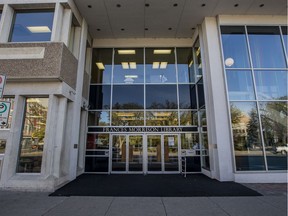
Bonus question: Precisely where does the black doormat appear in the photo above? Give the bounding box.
[50,174,262,197]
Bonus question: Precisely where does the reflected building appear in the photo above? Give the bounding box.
[0,0,286,191]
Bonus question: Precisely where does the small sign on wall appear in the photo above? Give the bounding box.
[0,75,6,98]
[168,137,175,146]
[0,101,11,126]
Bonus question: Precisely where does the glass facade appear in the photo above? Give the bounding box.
[86,45,209,173]
[221,26,288,171]
[10,10,54,42]
[17,98,49,173]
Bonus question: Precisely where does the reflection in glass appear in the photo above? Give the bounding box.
[281,26,287,53]
[181,133,199,150]
[221,26,250,68]
[89,85,111,110]
[112,85,144,109]
[259,102,288,170]
[178,84,197,109]
[197,82,205,108]
[91,49,113,84]
[230,102,265,171]
[86,134,109,150]
[147,135,162,171]
[10,11,54,42]
[146,111,178,126]
[0,140,6,154]
[200,110,207,126]
[112,111,144,126]
[201,133,210,169]
[145,48,176,83]
[146,85,178,109]
[177,48,195,83]
[180,111,198,126]
[112,135,126,171]
[129,135,143,171]
[113,48,144,84]
[247,26,286,68]
[254,70,287,100]
[0,98,14,129]
[88,111,110,126]
[164,135,178,171]
[226,70,255,100]
[194,40,203,81]
[17,98,49,173]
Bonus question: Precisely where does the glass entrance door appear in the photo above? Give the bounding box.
[111,134,143,173]
[147,135,162,171]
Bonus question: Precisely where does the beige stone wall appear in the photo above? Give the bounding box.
[0,42,78,89]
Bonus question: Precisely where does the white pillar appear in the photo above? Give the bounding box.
[201,17,234,181]
[51,2,64,42]
[0,4,14,43]
[60,9,73,46]
[69,19,88,180]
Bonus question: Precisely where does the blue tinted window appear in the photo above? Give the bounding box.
[221,26,250,68]
[10,11,54,42]
[226,70,255,100]
[254,70,287,100]
[89,85,111,110]
[247,26,286,68]
[178,84,197,109]
[177,48,195,83]
[92,49,113,84]
[281,26,287,55]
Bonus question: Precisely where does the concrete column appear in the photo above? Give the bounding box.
[0,96,25,185]
[201,17,234,181]
[77,109,87,174]
[60,9,73,46]
[51,2,64,42]
[0,4,14,43]
[69,19,88,180]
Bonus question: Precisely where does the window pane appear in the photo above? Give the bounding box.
[181,133,199,150]
[91,49,113,84]
[113,48,144,84]
[10,11,54,42]
[221,26,250,68]
[146,85,177,109]
[194,40,203,81]
[145,48,176,83]
[197,82,205,108]
[177,48,195,83]
[259,102,288,170]
[247,26,286,68]
[85,157,109,172]
[254,70,287,100]
[281,26,287,54]
[88,111,110,126]
[180,111,198,126]
[226,70,255,100]
[89,85,111,110]
[112,111,144,126]
[0,140,6,154]
[0,98,14,129]
[112,85,144,109]
[200,110,206,126]
[17,98,49,173]
[86,134,109,150]
[230,102,265,171]
[146,111,178,126]
[178,84,197,109]
[201,133,210,169]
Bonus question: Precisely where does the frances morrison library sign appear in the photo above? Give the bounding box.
[0,74,11,126]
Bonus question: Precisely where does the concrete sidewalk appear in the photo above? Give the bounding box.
[0,184,287,216]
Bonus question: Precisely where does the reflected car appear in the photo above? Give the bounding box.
[276,144,288,155]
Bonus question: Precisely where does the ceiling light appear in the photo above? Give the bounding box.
[116,4,121,7]
[189,60,194,67]
[173,3,178,7]
[234,4,239,7]
[153,49,171,54]
[259,4,264,7]
[201,3,206,7]
[145,3,150,7]
[121,62,129,69]
[118,50,136,55]
[117,112,135,117]
[225,58,234,67]
[96,62,105,70]
[160,62,168,69]
[152,62,160,69]
[125,75,138,79]
[168,28,172,30]
[27,26,51,33]
[88,5,92,8]
[129,62,137,69]
[153,112,172,117]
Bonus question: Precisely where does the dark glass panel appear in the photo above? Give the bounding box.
[247,26,286,68]
[0,140,6,154]
[10,11,54,42]
[146,85,177,109]
[112,85,144,109]
[113,48,144,84]
[178,84,197,109]
[201,133,210,169]
[221,26,250,68]
[91,49,113,84]
[89,85,111,110]
[259,102,287,170]
[180,111,198,126]
[200,110,206,126]
[85,157,109,172]
[112,111,144,126]
[197,82,205,109]
[146,111,178,126]
[230,102,265,171]
[88,111,110,126]
[86,134,109,150]
[281,26,287,54]
[226,70,255,100]
[177,48,195,83]
[254,70,287,100]
[145,48,176,83]
[194,40,203,82]
[186,157,201,172]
